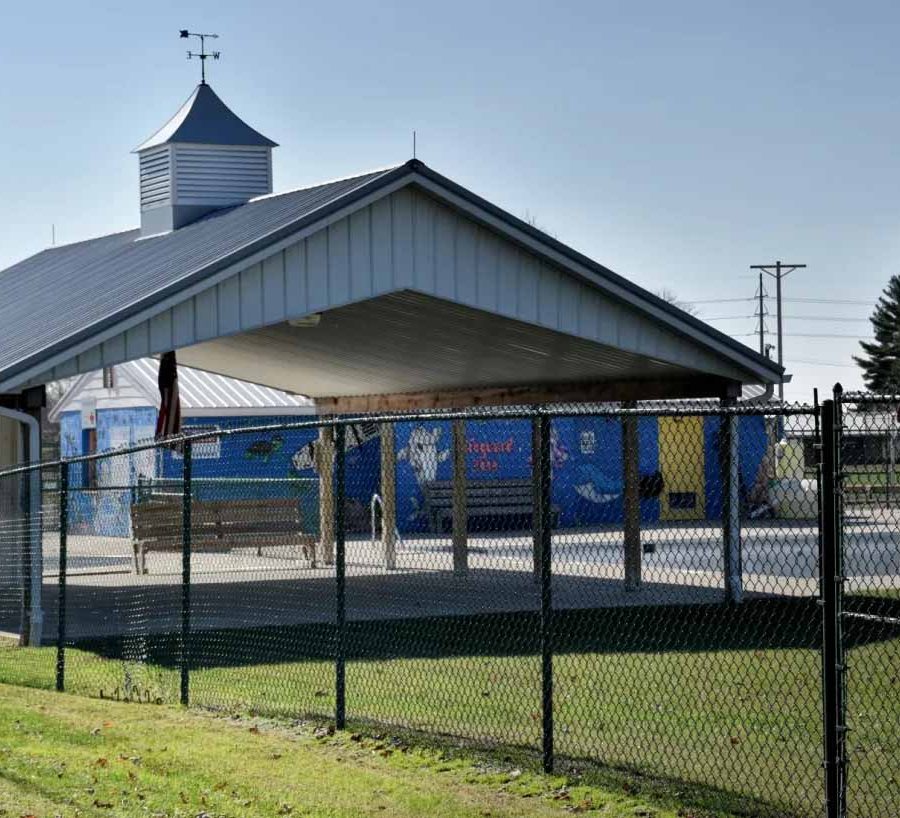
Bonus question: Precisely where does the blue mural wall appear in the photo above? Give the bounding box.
[59,407,158,536]
[61,408,768,538]
[394,416,663,533]
[702,414,768,519]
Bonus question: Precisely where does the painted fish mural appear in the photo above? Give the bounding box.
[244,434,284,461]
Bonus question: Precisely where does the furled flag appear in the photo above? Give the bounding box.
[154,351,181,440]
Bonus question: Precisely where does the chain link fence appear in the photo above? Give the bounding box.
[836,390,900,818]
[0,397,896,817]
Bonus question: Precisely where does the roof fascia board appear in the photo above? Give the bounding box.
[168,143,270,152]
[184,407,316,418]
[0,168,415,392]
[406,164,782,384]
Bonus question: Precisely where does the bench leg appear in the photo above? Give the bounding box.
[139,547,147,576]
[132,542,141,575]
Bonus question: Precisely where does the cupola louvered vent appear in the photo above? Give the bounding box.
[174,145,271,206]
[139,146,172,209]
[135,83,277,236]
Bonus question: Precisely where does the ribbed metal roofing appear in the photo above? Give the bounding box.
[135,83,278,151]
[121,358,313,410]
[0,166,399,383]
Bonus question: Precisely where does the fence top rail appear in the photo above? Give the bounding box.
[0,399,818,479]
[841,391,900,404]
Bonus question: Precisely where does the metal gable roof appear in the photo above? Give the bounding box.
[120,358,312,411]
[0,166,401,387]
[0,159,783,392]
[134,83,278,151]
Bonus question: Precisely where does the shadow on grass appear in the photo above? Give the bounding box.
[71,595,900,670]
[341,715,813,818]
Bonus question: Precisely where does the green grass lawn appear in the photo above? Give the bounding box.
[2,599,898,818]
[0,683,682,818]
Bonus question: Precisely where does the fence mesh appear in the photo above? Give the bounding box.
[839,392,900,818]
[0,397,896,818]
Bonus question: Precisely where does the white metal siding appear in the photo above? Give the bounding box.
[34,186,751,387]
[139,146,171,209]
[173,145,272,206]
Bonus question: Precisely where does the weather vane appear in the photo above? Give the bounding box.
[179,30,220,84]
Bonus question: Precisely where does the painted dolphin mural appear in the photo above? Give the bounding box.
[573,464,665,505]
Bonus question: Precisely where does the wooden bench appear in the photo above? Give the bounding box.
[131,497,315,574]
[422,478,560,534]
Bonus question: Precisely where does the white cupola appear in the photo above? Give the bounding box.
[134,83,278,235]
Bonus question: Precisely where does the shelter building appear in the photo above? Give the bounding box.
[0,80,784,643]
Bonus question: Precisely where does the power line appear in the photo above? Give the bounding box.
[783,316,870,323]
[689,296,871,306]
[785,333,872,339]
[706,314,869,323]
[691,297,756,304]
[792,358,859,368]
[736,331,872,340]
[781,297,872,306]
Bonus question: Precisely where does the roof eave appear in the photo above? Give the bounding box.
[0,160,782,391]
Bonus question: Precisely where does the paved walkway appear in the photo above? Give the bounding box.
[2,518,896,641]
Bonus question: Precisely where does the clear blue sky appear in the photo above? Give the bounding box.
[2,0,897,401]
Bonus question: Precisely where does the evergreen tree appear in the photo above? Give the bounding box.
[854,274,900,392]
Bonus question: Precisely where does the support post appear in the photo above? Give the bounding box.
[334,425,346,730]
[537,414,554,774]
[622,407,641,590]
[380,423,397,570]
[318,425,335,566]
[531,416,542,582]
[55,461,68,693]
[820,396,847,818]
[451,419,468,576]
[180,440,192,707]
[720,403,743,603]
[20,465,32,647]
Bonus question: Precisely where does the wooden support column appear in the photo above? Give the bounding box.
[451,418,468,576]
[317,425,335,566]
[380,423,397,570]
[720,403,743,603]
[622,407,642,591]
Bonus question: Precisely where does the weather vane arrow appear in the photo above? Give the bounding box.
[179,30,220,84]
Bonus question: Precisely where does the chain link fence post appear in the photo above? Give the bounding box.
[622,406,642,589]
[55,461,68,693]
[181,440,192,707]
[537,414,554,773]
[720,399,742,603]
[820,392,847,818]
[334,424,347,730]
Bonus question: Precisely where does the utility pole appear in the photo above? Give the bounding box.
[750,260,806,403]
[754,271,767,356]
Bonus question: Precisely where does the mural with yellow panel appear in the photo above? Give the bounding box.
[658,416,705,520]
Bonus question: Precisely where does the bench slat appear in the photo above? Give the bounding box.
[131,497,313,572]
